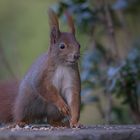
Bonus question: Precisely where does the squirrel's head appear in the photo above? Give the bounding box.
[48,9,80,66]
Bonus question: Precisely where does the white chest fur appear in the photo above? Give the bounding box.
[52,66,73,104]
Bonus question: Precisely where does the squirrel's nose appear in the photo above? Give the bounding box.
[68,53,80,61]
[73,54,80,60]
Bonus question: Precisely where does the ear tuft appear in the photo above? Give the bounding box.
[65,11,75,35]
[48,8,60,44]
[48,8,59,30]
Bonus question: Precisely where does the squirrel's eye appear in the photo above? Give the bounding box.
[59,43,65,49]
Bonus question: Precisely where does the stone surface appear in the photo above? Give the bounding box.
[0,125,140,140]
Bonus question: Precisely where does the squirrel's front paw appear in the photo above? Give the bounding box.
[70,120,82,128]
[56,99,70,116]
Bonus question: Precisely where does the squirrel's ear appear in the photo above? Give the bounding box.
[65,11,75,35]
[48,8,60,44]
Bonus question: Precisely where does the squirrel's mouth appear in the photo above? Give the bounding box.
[66,60,77,65]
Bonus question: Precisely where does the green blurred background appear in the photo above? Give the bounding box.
[0,0,140,125]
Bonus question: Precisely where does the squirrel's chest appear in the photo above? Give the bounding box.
[52,66,73,94]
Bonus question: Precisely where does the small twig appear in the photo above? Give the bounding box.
[103,0,119,63]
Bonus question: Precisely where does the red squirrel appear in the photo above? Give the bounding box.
[13,9,81,127]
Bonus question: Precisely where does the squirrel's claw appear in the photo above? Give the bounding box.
[70,120,83,128]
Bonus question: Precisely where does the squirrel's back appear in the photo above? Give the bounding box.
[20,53,48,92]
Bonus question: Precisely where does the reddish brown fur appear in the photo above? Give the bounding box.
[13,9,81,127]
[0,80,18,123]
